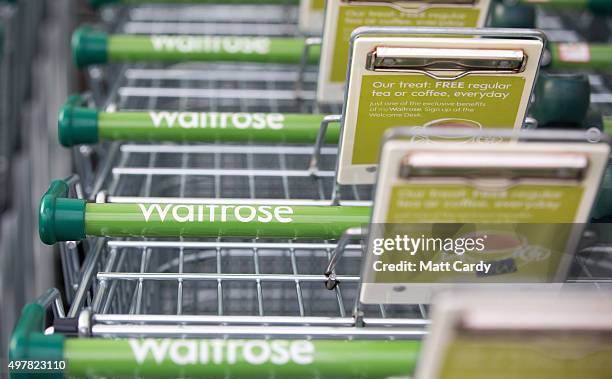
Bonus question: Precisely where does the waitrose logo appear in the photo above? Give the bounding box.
[150,36,271,54]
[129,339,315,366]
[138,204,294,223]
[149,111,285,130]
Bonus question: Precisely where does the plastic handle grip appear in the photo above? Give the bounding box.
[63,338,419,378]
[549,43,612,70]
[39,180,86,245]
[58,96,99,147]
[71,25,108,67]
[530,73,591,128]
[75,203,371,241]
[89,0,300,8]
[71,25,320,67]
[9,304,64,379]
[57,98,335,146]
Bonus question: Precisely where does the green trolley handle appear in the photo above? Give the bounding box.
[72,25,612,71]
[58,96,338,147]
[39,179,371,245]
[10,293,421,378]
[72,25,320,68]
[89,0,300,8]
[548,42,612,70]
[518,0,612,13]
[9,289,65,379]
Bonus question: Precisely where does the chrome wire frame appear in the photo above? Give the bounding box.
[103,3,300,36]
[54,5,612,340]
[66,237,430,339]
[78,61,344,197]
[85,0,316,108]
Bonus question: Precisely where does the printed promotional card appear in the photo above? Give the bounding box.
[359,136,610,304]
[299,0,326,35]
[337,28,545,184]
[317,0,492,104]
[416,291,612,379]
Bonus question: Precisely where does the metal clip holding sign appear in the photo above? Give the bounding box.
[335,27,546,185]
[367,47,527,76]
[317,0,492,104]
[355,127,610,305]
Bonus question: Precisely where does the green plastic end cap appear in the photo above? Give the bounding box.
[88,0,120,9]
[590,0,612,13]
[9,303,64,378]
[592,164,612,220]
[488,1,536,29]
[71,25,108,68]
[530,73,591,128]
[39,180,86,245]
[58,98,99,147]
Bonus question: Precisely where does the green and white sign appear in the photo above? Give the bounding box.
[361,138,610,304]
[352,75,525,165]
[337,30,545,184]
[317,0,492,103]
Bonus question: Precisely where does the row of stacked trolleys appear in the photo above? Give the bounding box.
[8,0,612,378]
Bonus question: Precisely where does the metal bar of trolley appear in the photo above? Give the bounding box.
[89,0,301,8]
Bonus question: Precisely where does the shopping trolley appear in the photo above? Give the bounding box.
[12,127,612,378]
[19,167,427,378]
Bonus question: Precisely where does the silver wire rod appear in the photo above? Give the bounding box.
[107,196,371,207]
[591,93,612,103]
[91,324,427,339]
[129,5,295,22]
[120,144,338,155]
[69,239,106,318]
[123,22,296,36]
[35,288,65,320]
[309,115,342,175]
[97,272,361,282]
[579,246,612,254]
[93,314,430,328]
[124,68,317,83]
[566,279,612,283]
[94,314,356,326]
[90,142,121,200]
[111,167,337,177]
[106,240,363,250]
[118,87,317,101]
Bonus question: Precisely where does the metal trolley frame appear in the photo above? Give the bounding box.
[9,2,612,378]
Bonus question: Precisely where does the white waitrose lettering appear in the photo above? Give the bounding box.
[149,112,285,130]
[129,339,315,366]
[150,36,271,55]
[138,204,294,223]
